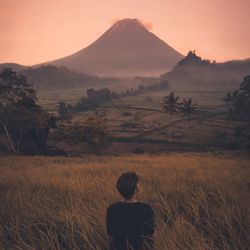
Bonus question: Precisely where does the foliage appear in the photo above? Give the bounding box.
[224,75,250,121]
[66,88,119,113]
[216,76,250,150]
[60,116,111,150]
[179,98,197,121]
[0,68,55,154]
[59,79,169,115]
[57,101,72,120]
[162,92,180,115]
[0,68,36,106]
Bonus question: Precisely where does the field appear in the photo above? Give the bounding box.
[0,153,249,249]
[37,81,242,154]
[37,79,149,114]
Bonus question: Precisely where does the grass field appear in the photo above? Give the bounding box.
[0,153,249,249]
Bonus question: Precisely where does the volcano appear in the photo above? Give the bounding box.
[48,18,184,77]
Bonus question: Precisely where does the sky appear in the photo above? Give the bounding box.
[0,0,250,65]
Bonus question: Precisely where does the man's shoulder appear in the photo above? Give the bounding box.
[107,201,152,210]
[138,202,152,209]
[107,202,123,211]
[137,202,153,213]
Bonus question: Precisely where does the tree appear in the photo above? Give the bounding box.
[0,68,35,153]
[223,76,250,150]
[57,101,72,120]
[240,75,250,94]
[81,116,110,147]
[162,92,180,140]
[179,98,197,121]
[224,76,250,122]
[162,92,180,114]
[61,116,111,152]
[0,68,54,154]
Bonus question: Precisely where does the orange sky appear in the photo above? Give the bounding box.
[1,0,250,65]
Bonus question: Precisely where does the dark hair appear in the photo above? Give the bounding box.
[116,172,139,199]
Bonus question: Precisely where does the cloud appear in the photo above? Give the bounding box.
[111,18,153,31]
[140,20,153,31]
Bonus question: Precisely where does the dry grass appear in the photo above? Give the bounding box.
[0,153,249,249]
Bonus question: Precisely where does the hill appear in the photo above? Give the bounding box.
[0,63,27,71]
[47,18,184,77]
[20,65,120,90]
[164,51,250,86]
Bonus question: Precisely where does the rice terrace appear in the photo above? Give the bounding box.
[0,1,250,249]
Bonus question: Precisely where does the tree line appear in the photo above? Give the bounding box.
[22,64,119,90]
[58,80,169,119]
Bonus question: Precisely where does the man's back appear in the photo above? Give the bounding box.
[106,201,154,250]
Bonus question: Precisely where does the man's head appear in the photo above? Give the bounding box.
[116,172,139,199]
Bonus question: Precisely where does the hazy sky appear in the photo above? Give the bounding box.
[1,0,250,65]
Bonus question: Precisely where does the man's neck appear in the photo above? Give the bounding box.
[122,198,138,203]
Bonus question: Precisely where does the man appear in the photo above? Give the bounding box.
[106,172,155,250]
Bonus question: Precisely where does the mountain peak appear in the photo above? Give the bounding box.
[48,18,184,77]
[110,18,148,32]
[177,50,212,67]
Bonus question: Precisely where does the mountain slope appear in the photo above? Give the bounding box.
[48,19,184,77]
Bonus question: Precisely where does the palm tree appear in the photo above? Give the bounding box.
[162,92,180,140]
[179,98,197,122]
[162,92,180,114]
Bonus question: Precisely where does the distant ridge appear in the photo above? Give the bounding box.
[0,63,27,72]
[1,19,249,81]
[164,51,250,86]
[46,18,184,77]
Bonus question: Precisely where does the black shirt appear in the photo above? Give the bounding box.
[106,202,155,250]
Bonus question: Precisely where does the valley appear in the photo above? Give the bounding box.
[37,79,242,155]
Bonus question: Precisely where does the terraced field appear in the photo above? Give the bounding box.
[39,82,241,153]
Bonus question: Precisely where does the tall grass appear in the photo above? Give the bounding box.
[0,153,249,249]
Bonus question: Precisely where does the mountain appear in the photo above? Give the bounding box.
[47,18,184,77]
[164,51,250,86]
[1,19,249,83]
